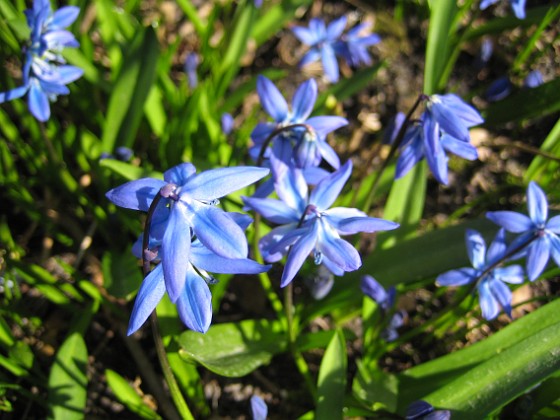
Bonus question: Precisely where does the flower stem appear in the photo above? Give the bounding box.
[142,191,194,420]
[256,123,314,167]
[361,94,425,213]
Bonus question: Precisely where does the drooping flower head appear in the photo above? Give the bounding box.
[0,0,82,121]
[334,23,381,68]
[406,400,451,420]
[184,52,199,88]
[106,163,270,333]
[361,275,404,341]
[487,181,560,281]
[243,157,399,287]
[437,229,525,320]
[250,395,268,420]
[395,93,483,185]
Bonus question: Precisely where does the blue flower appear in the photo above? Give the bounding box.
[221,112,234,135]
[106,163,269,317]
[292,17,347,82]
[243,158,399,286]
[0,0,82,121]
[335,23,380,68]
[184,52,198,88]
[250,395,268,420]
[485,76,513,102]
[486,181,560,281]
[127,213,270,334]
[395,94,483,185]
[361,275,396,313]
[251,75,347,170]
[480,0,527,19]
[437,229,524,320]
[406,400,451,420]
[524,70,544,88]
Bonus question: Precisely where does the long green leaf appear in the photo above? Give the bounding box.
[525,117,560,184]
[177,319,286,377]
[424,321,560,418]
[47,333,88,420]
[316,329,347,420]
[102,27,160,151]
[105,369,161,420]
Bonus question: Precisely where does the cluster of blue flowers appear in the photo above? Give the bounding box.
[0,0,83,121]
[480,0,527,19]
[292,16,380,82]
[438,182,560,320]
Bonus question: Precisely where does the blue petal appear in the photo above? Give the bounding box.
[511,0,526,19]
[127,264,165,335]
[242,196,299,224]
[478,280,499,320]
[191,246,270,274]
[56,65,83,84]
[361,275,388,304]
[303,166,330,185]
[259,224,299,262]
[406,400,434,419]
[50,6,80,28]
[436,268,477,286]
[437,94,484,127]
[176,266,213,333]
[326,16,347,40]
[189,202,247,259]
[488,278,512,317]
[395,133,424,179]
[486,211,533,233]
[271,156,308,213]
[527,181,548,226]
[546,215,560,233]
[321,254,345,276]
[0,85,29,103]
[307,116,348,138]
[257,75,288,122]
[299,49,322,67]
[281,223,318,287]
[321,44,340,83]
[161,201,192,302]
[164,162,196,184]
[429,96,470,142]
[291,79,317,121]
[480,0,498,9]
[441,135,478,160]
[423,115,448,185]
[106,178,166,211]
[310,160,352,210]
[292,26,318,45]
[185,166,269,200]
[547,232,560,267]
[493,265,525,284]
[251,122,276,146]
[335,216,399,235]
[251,396,268,420]
[465,229,486,269]
[316,138,341,169]
[526,237,550,281]
[28,79,50,121]
[317,223,361,271]
[485,77,513,102]
[486,228,507,266]
[43,30,79,49]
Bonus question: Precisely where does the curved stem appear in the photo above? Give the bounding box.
[361,94,425,213]
[256,123,314,167]
[142,191,194,420]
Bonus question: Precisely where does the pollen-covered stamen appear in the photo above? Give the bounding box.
[159,183,179,201]
[314,250,323,265]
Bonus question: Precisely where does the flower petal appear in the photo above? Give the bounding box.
[321,44,340,83]
[106,178,166,211]
[336,216,399,235]
[28,79,50,121]
[291,79,317,121]
[161,201,192,302]
[191,245,270,274]
[281,223,318,287]
[436,268,477,286]
[440,134,478,160]
[478,280,499,320]
[257,75,288,122]
[488,278,512,317]
[242,196,299,224]
[527,181,548,226]
[164,162,196,184]
[127,264,165,335]
[486,211,533,233]
[526,237,550,281]
[423,115,448,185]
[465,229,486,269]
[493,265,525,284]
[185,166,269,200]
[306,116,348,138]
[0,85,29,103]
[361,275,388,304]
[51,6,80,28]
[310,160,352,210]
[176,267,212,333]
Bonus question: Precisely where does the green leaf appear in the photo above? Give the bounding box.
[423,321,560,418]
[484,78,560,125]
[316,329,347,420]
[100,159,162,181]
[102,26,160,151]
[398,298,560,410]
[424,1,458,94]
[525,117,560,185]
[105,369,161,420]
[102,249,143,300]
[48,333,88,420]
[177,319,286,377]
[352,360,398,412]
